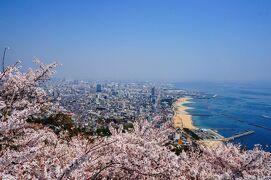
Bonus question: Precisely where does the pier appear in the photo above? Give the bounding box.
[222,130,255,142]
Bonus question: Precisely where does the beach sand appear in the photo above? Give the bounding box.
[197,140,223,148]
[172,97,195,129]
[172,97,223,148]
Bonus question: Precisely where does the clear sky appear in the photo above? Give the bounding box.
[1,0,271,82]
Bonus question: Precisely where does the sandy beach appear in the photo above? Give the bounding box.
[172,97,195,129]
[172,97,223,148]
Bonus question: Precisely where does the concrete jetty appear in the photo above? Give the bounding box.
[222,130,255,142]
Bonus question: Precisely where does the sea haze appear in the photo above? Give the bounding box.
[175,82,271,151]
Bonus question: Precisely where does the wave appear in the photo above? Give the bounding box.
[262,115,271,119]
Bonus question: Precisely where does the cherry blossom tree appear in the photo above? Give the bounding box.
[82,120,271,179]
[1,60,271,179]
[0,59,59,132]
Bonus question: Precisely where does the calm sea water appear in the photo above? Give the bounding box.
[175,82,271,151]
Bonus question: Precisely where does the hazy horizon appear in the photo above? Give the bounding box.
[1,0,271,82]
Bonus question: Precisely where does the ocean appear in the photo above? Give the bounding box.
[175,82,271,151]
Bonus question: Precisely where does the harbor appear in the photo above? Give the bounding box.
[171,97,255,148]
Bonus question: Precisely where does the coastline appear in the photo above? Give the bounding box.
[172,97,223,148]
[172,97,195,129]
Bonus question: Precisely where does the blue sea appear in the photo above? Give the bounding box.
[175,82,271,151]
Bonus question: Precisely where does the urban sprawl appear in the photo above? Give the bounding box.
[46,80,249,150]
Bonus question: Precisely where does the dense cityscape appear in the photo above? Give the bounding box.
[47,80,185,129]
[44,80,229,149]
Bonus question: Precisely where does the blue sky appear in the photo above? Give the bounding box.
[1,0,271,82]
